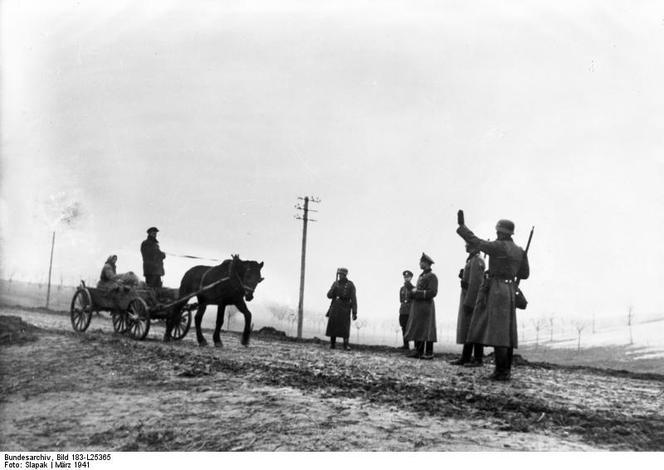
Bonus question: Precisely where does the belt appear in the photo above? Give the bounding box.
[490,278,514,284]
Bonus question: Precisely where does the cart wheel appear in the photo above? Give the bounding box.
[70,288,93,332]
[170,308,192,340]
[111,310,130,334]
[126,298,150,340]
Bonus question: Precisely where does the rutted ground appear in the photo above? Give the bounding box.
[1,307,663,451]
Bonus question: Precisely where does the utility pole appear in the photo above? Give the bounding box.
[627,305,634,345]
[294,196,320,339]
[46,231,55,309]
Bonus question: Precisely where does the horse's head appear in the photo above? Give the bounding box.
[229,255,264,301]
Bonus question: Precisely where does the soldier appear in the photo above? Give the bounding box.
[450,244,486,366]
[404,253,438,360]
[456,210,530,381]
[398,270,414,350]
[140,226,166,288]
[325,267,357,350]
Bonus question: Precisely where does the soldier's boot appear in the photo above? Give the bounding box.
[343,338,351,351]
[330,337,337,349]
[408,341,424,358]
[450,343,473,365]
[420,341,434,360]
[507,347,514,369]
[465,344,485,367]
[489,347,511,381]
[399,337,410,350]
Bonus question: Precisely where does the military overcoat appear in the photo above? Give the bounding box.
[141,237,165,277]
[456,253,485,344]
[325,279,357,338]
[457,225,529,348]
[404,269,438,342]
[399,281,414,317]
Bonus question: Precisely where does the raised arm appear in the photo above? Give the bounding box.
[457,225,507,257]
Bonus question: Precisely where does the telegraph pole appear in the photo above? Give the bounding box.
[46,231,55,309]
[295,196,320,339]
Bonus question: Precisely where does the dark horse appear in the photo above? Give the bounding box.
[165,254,264,347]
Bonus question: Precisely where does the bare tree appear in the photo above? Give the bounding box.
[574,321,586,351]
[520,321,527,342]
[548,315,555,342]
[627,305,634,345]
[354,319,367,343]
[267,302,289,322]
[318,313,327,331]
[532,318,545,349]
[288,312,298,335]
[394,325,402,345]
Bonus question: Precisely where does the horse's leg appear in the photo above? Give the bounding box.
[195,301,208,346]
[235,298,252,347]
[213,303,227,348]
[163,310,173,342]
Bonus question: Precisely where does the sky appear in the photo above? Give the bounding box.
[1,0,664,327]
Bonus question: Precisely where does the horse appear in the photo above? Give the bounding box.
[165,254,264,347]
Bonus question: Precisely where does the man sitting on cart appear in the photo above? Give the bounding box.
[97,255,139,292]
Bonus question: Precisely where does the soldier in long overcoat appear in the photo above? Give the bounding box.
[325,267,357,350]
[140,227,166,288]
[398,270,414,350]
[450,244,486,366]
[404,253,438,360]
[456,211,529,380]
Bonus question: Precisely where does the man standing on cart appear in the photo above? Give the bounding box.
[141,226,166,288]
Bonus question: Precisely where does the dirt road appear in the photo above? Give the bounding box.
[1,306,663,451]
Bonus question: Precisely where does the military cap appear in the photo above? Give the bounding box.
[495,219,515,235]
[402,270,413,277]
[147,226,159,234]
[337,267,349,275]
[420,253,434,264]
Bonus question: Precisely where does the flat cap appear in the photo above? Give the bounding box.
[337,267,349,275]
[420,252,434,264]
[147,226,159,234]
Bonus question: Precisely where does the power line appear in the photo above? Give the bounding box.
[294,196,321,339]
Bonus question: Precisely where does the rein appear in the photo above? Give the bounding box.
[199,258,255,295]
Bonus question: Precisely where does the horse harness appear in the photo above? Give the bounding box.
[199,259,255,296]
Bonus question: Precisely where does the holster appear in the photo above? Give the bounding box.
[515,287,528,310]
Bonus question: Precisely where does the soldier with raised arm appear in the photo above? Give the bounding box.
[456,211,529,381]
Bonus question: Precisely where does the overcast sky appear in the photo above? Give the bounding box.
[2,0,663,325]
